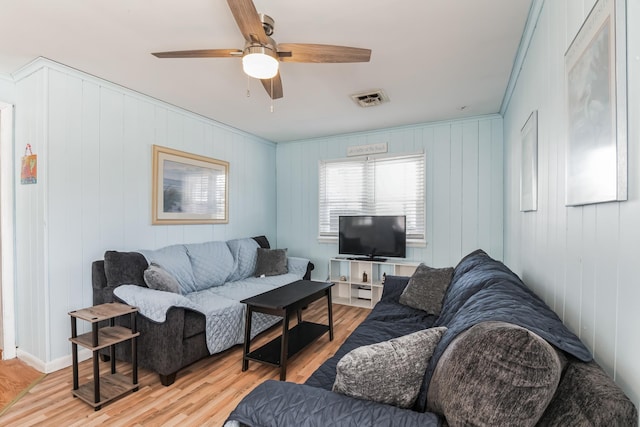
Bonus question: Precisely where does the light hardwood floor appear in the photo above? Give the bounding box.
[0,358,45,413]
[0,301,370,426]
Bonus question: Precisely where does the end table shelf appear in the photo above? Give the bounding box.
[245,321,330,366]
[69,302,139,410]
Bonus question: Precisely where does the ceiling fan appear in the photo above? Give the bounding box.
[152,0,371,100]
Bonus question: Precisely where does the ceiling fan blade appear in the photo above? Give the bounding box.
[277,44,371,63]
[152,49,242,58]
[227,0,269,45]
[261,73,283,99]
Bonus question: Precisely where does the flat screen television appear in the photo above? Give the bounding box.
[338,215,406,261]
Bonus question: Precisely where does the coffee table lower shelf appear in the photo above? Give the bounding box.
[245,321,329,367]
[72,372,139,409]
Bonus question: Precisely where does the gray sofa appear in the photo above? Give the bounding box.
[92,236,313,386]
[227,249,637,426]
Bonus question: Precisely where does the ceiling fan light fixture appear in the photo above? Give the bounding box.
[242,45,279,79]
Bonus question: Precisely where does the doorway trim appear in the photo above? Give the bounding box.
[0,101,16,359]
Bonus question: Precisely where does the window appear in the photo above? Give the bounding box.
[319,153,425,241]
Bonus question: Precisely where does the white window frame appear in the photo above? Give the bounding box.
[318,152,426,244]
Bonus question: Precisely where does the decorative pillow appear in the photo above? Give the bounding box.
[332,327,447,408]
[143,263,180,293]
[255,248,288,277]
[427,321,564,426]
[399,263,453,315]
[103,250,148,288]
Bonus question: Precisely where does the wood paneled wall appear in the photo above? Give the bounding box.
[275,116,504,281]
[0,75,15,101]
[13,60,278,369]
[503,0,640,409]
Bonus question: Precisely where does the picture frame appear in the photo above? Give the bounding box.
[152,145,229,225]
[520,110,538,212]
[564,0,627,206]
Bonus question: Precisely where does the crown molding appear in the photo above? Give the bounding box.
[500,0,545,115]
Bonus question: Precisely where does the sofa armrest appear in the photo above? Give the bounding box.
[92,260,115,305]
[287,257,311,277]
[112,300,188,375]
[225,380,442,427]
[537,358,638,426]
[304,261,314,280]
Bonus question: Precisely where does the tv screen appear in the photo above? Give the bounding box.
[339,215,406,261]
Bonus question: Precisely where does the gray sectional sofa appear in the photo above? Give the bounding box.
[226,249,637,426]
[92,236,313,386]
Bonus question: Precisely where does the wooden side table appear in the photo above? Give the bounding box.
[69,302,140,410]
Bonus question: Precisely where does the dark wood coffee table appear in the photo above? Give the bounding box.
[241,280,334,380]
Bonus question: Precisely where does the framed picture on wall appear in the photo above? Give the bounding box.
[520,110,538,212]
[152,145,229,225]
[564,0,627,206]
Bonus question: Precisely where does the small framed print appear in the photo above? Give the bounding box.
[520,110,538,212]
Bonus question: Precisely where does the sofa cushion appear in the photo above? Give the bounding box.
[139,244,197,294]
[255,248,288,277]
[427,321,563,426]
[143,263,180,293]
[226,238,260,282]
[186,241,235,289]
[228,380,443,427]
[333,327,447,409]
[399,263,453,315]
[103,250,148,288]
[537,358,638,426]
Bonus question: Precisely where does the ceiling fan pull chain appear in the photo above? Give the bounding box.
[246,75,251,97]
[270,78,274,113]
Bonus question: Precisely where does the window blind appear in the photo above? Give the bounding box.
[319,153,425,240]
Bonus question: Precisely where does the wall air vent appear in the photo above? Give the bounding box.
[350,89,389,108]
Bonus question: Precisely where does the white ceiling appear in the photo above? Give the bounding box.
[0,0,532,142]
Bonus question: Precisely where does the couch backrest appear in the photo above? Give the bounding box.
[139,244,198,294]
[185,241,235,290]
[225,238,260,282]
[92,236,273,298]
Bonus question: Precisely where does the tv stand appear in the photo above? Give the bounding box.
[329,258,420,308]
[348,257,387,262]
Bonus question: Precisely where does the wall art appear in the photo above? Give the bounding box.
[565,0,627,205]
[520,110,538,212]
[152,145,229,225]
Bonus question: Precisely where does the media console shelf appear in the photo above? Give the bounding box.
[329,258,419,308]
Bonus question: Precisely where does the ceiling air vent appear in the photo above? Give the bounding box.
[350,89,389,108]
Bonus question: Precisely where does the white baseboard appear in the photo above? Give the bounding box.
[17,348,92,373]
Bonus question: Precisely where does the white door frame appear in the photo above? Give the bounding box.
[0,101,16,359]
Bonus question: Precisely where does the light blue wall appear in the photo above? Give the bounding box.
[0,75,15,102]
[276,116,504,281]
[503,0,640,408]
[12,59,277,368]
